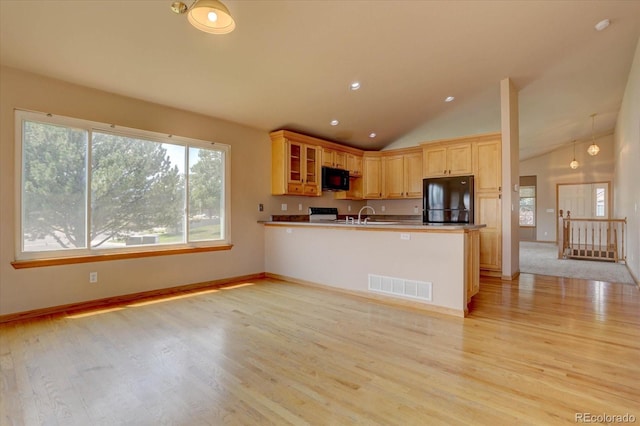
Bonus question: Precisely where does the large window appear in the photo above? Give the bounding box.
[16,110,230,261]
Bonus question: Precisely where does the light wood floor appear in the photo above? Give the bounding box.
[1,275,639,425]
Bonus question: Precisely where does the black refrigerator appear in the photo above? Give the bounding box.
[423,176,474,224]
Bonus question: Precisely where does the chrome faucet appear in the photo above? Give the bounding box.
[357,206,376,224]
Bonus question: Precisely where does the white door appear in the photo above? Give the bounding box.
[558,183,609,219]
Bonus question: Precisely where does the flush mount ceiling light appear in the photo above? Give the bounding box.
[330,119,339,126]
[595,19,610,32]
[587,113,600,156]
[350,82,361,91]
[171,0,236,34]
[570,140,579,169]
[444,96,455,102]
[369,132,377,138]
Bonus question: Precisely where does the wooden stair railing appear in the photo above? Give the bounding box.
[558,210,627,262]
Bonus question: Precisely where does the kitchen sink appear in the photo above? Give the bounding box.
[364,221,400,225]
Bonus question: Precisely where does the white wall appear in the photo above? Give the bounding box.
[613,37,640,282]
[0,67,280,316]
[265,225,468,314]
[520,134,616,242]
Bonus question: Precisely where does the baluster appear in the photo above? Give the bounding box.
[621,219,626,262]
[598,222,602,258]
[613,227,618,262]
[577,225,581,256]
[558,210,564,259]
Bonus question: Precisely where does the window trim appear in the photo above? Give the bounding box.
[14,109,231,263]
[518,183,536,227]
[11,245,233,269]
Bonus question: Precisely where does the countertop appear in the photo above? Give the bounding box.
[260,220,485,231]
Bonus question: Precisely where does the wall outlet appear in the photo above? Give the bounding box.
[286,228,293,234]
[281,203,288,211]
[348,205,351,212]
[413,206,419,214]
[259,203,264,212]
[381,205,386,212]
[298,203,303,211]
[400,233,410,240]
[89,272,98,283]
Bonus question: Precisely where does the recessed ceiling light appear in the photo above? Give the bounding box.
[369,132,377,138]
[595,19,610,32]
[350,82,361,91]
[330,119,339,126]
[445,96,455,102]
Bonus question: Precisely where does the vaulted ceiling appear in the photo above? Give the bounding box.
[1,1,639,159]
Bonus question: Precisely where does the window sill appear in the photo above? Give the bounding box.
[11,244,233,269]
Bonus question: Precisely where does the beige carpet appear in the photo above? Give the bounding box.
[519,241,635,285]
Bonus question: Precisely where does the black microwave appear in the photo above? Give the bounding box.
[322,167,350,191]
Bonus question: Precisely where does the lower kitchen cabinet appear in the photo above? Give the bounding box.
[476,192,502,272]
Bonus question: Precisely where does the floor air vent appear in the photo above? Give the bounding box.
[368,274,432,302]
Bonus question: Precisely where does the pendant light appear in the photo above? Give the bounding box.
[171,0,236,34]
[570,140,579,169]
[587,113,600,156]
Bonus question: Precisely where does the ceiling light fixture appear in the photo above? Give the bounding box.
[330,119,339,126]
[587,113,600,156]
[369,132,377,138]
[594,19,610,32]
[171,0,236,34]
[445,96,455,102]
[350,82,361,91]
[570,140,579,169]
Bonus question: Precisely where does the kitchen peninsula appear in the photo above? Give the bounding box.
[263,220,484,317]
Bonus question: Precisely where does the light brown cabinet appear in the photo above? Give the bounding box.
[423,143,472,177]
[270,130,364,197]
[322,148,347,170]
[465,229,480,302]
[346,153,363,177]
[363,154,382,199]
[472,135,502,274]
[382,150,422,199]
[474,139,501,192]
[476,192,502,271]
[271,136,321,197]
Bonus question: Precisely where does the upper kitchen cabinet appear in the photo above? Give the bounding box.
[270,130,365,197]
[422,142,472,177]
[270,132,321,196]
[363,153,383,199]
[322,148,347,170]
[346,153,363,177]
[473,134,502,193]
[382,148,422,199]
